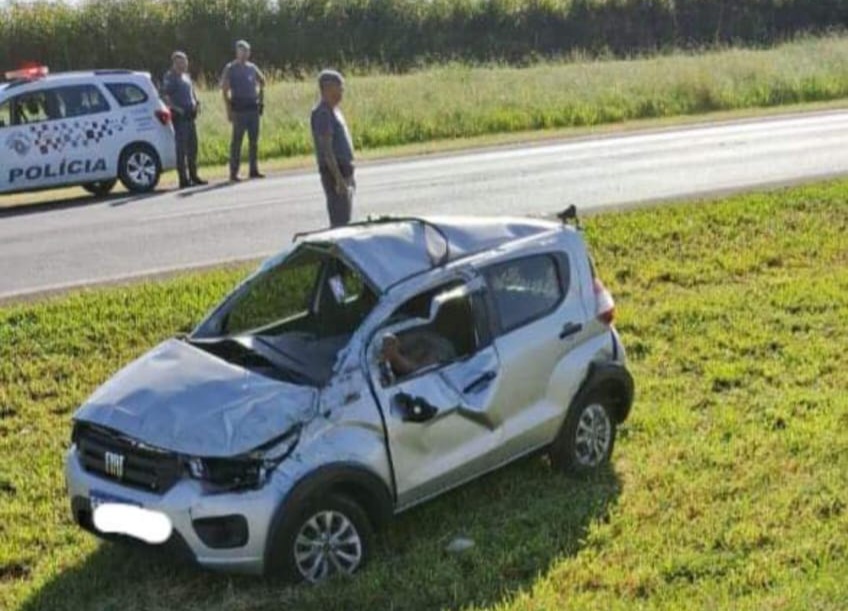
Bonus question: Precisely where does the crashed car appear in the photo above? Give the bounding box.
[65,213,634,582]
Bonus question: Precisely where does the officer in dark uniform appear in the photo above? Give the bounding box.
[162,51,206,188]
[311,70,355,227]
[220,40,266,182]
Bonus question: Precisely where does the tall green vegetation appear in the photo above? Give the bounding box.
[186,37,848,165]
[3,0,848,77]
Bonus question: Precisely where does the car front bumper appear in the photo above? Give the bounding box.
[65,447,281,575]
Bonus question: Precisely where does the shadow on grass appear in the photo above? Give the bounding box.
[21,457,621,611]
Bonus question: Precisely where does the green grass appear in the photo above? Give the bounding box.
[2,180,848,610]
[193,35,848,167]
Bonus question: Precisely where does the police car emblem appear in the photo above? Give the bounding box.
[6,131,32,156]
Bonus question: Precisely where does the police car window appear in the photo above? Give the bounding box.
[485,255,564,333]
[55,85,110,117]
[0,99,10,128]
[12,92,54,124]
[106,83,148,106]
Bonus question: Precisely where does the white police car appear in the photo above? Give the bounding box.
[0,66,176,197]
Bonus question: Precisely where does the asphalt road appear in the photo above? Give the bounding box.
[3,110,848,300]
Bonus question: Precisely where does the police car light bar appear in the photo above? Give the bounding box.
[4,65,50,81]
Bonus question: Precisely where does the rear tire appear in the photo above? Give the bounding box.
[82,179,117,197]
[266,493,373,584]
[118,144,161,193]
[550,390,617,478]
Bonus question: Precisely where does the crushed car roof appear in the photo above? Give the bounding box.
[299,216,561,291]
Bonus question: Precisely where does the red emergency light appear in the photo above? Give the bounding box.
[4,65,50,81]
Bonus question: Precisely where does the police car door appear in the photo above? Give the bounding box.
[1,84,113,194]
[369,281,506,509]
[0,94,16,193]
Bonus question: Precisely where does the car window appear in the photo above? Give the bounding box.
[10,91,56,124]
[55,84,111,117]
[224,258,323,336]
[9,85,109,125]
[106,83,149,107]
[0,98,10,127]
[383,286,481,382]
[485,254,564,333]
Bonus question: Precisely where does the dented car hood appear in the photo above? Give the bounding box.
[73,338,317,457]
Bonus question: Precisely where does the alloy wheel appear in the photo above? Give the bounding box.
[126,151,157,188]
[293,510,363,582]
[574,403,612,467]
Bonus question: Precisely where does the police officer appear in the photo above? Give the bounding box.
[162,51,206,189]
[220,40,266,182]
[311,70,355,227]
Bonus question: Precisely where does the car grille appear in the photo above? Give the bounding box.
[74,423,182,494]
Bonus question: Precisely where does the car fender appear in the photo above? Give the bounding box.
[263,462,394,569]
[569,360,635,424]
[547,333,634,430]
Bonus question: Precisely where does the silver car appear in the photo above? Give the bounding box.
[65,213,634,583]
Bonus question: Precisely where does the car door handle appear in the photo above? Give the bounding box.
[559,321,583,339]
[463,370,497,394]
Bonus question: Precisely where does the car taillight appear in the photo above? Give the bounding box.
[594,277,615,325]
[154,108,171,125]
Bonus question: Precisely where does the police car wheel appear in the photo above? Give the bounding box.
[118,144,161,193]
[82,180,117,197]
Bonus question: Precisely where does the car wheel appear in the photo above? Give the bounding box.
[550,390,617,477]
[82,179,117,197]
[267,493,373,583]
[118,144,161,193]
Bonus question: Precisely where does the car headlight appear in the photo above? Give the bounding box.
[186,426,300,491]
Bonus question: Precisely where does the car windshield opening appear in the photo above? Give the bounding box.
[192,248,378,386]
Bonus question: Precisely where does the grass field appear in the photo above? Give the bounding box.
[189,35,848,167]
[2,181,848,610]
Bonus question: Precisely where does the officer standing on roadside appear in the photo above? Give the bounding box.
[220,40,266,182]
[311,70,355,227]
[162,51,207,189]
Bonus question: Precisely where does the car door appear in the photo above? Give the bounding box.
[1,84,115,194]
[482,250,589,458]
[369,281,507,509]
[0,94,16,193]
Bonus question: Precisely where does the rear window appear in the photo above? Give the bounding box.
[105,83,148,106]
[485,254,565,333]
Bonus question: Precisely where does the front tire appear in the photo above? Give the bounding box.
[118,144,161,193]
[550,390,617,477]
[82,179,117,197]
[266,493,373,583]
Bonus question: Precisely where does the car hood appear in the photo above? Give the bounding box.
[73,338,317,457]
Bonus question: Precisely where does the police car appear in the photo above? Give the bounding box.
[0,66,176,197]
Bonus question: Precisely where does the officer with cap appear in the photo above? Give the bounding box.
[311,69,355,227]
[220,40,266,182]
[162,51,206,188]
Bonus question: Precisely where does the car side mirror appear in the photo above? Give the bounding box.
[394,392,438,423]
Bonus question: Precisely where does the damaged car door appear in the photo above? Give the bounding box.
[369,281,506,509]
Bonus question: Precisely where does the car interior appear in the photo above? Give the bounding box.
[202,250,379,385]
[382,283,480,381]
